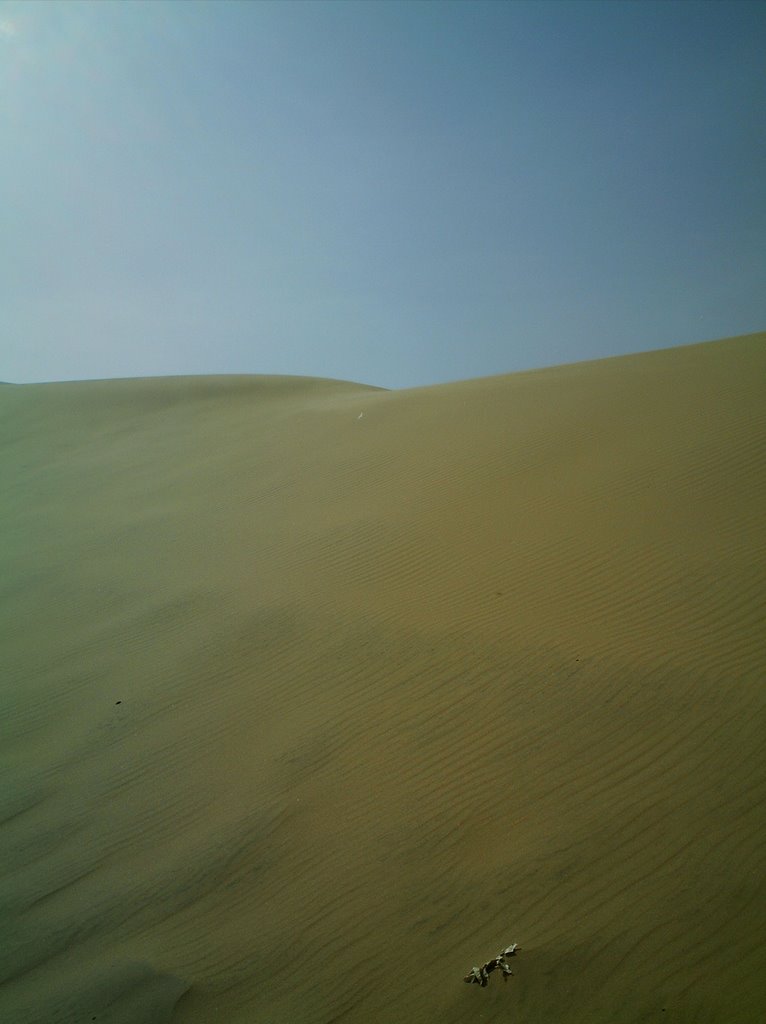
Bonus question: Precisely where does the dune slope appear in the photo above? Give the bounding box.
[1,335,765,1024]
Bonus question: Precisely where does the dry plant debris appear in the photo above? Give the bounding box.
[464,943,519,987]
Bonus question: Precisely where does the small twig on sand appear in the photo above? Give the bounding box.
[464,944,519,988]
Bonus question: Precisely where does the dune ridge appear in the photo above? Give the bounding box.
[1,333,765,1023]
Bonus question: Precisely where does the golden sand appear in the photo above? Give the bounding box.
[1,334,764,1023]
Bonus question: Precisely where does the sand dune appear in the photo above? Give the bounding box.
[1,333,765,1023]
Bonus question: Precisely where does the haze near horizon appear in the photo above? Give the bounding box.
[2,0,765,388]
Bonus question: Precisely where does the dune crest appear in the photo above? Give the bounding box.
[2,333,765,1023]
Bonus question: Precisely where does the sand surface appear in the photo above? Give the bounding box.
[1,334,765,1023]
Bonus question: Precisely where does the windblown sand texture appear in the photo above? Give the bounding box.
[2,333,765,1024]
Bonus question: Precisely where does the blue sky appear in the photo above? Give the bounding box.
[2,0,764,388]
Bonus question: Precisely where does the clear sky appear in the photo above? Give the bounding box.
[2,0,764,389]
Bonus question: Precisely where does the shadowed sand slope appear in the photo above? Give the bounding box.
[1,336,765,1023]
